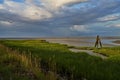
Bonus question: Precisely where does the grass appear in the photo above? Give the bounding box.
[0,40,120,80]
[93,47,120,57]
[0,47,38,80]
[0,44,57,80]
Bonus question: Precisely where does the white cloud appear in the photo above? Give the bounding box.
[97,13,120,21]
[70,25,89,32]
[0,0,88,21]
[0,21,13,26]
[40,0,88,10]
[0,4,4,9]
[3,0,24,13]
[22,5,52,20]
[1,0,52,20]
[112,24,120,28]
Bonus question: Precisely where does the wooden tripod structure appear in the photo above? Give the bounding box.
[95,35,102,48]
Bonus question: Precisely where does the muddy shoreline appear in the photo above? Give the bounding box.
[0,37,120,47]
[44,37,120,47]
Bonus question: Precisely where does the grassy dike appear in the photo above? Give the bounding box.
[0,40,120,80]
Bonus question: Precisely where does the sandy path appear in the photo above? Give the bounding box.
[69,48,107,59]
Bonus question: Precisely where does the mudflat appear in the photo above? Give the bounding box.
[44,37,120,47]
[113,40,120,44]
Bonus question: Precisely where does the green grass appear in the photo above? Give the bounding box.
[0,40,120,80]
[94,47,120,57]
[0,44,56,80]
[0,48,39,80]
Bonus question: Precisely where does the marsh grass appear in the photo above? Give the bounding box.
[0,43,61,80]
[94,47,120,57]
[0,44,46,80]
[0,40,120,80]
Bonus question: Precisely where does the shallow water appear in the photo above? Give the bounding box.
[69,48,107,59]
[45,37,120,47]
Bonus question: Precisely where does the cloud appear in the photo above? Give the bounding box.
[97,13,120,21]
[70,25,89,32]
[41,0,88,9]
[114,24,120,28]
[0,0,89,21]
[109,23,120,28]
[0,0,120,37]
[0,20,13,26]
[0,0,52,20]
[22,5,52,20]
[0,4,4,9]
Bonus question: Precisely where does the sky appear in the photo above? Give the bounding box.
[0,0,120,37]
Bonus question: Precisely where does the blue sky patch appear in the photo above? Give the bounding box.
[12,0,24,3]
[0,0,3,4]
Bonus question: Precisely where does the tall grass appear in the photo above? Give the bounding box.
[0,44,59,80]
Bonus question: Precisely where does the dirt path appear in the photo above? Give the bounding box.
[69,48,107,59]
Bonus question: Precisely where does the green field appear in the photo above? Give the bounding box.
[0,40,120,80]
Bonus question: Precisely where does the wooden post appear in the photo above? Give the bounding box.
[95,35,102,48]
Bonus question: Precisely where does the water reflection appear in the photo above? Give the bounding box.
[45,37,120,47]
